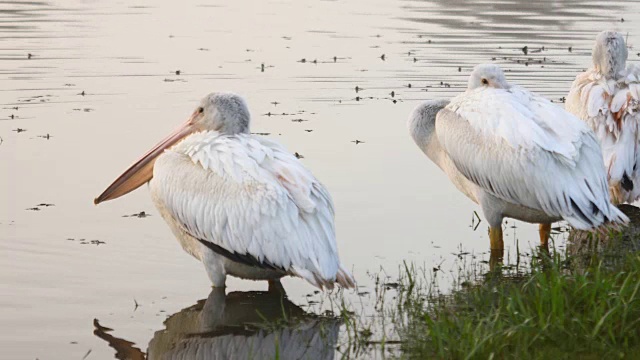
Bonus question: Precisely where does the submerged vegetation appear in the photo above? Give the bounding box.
[338,239,640,359]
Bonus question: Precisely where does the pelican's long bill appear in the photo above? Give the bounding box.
[94,111,199,205]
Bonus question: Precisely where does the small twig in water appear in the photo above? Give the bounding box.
[82,349,92,360]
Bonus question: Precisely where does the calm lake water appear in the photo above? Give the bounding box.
[2,0,639,358]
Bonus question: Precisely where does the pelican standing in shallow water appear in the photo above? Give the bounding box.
[566,31,640,204]
[95,93,355,290]
[408,64,628,252]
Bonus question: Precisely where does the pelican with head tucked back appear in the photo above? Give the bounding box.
[566,31,640,204]
[95,92,355,290]
[408,64,628,253]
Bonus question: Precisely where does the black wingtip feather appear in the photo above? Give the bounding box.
[622,172,634,192]
[571,198,593,226]
[198,238,286,272]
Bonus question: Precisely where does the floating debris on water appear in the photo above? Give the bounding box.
[68,238,106,245]
[122,211,150,218]
[81,349,92,360]
[26,203,54,211]
[470,210,482,231]
[262,111,304,117]
[384,282,400,289]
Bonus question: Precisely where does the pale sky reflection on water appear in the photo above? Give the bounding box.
[1,0,639,358]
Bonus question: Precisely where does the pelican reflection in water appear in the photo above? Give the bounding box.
[94,289,341,359]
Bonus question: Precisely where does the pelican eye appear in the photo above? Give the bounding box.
[481,78,489,85]
[198,107,204,114]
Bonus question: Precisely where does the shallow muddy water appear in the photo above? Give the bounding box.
[2,0,639,358]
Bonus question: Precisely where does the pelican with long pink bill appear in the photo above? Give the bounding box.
[95,92,355,290]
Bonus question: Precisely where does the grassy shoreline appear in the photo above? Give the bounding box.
[337,243,640,359]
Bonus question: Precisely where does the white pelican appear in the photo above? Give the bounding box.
[566,31,640,204]
[408,64,628,251]
[95,93,355,290]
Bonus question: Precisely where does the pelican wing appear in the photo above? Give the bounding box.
[437,87,626,229]
[566,65,640,203]
[153,131,354,289]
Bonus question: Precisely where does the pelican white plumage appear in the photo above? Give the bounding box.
[95,92,355,290]
[566,31,640,204]
[408,64,628,251]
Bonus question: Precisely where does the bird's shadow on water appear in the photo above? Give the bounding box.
[93,289,341,360]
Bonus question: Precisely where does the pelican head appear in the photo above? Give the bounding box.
[468,64,510,90]
[592,31,628,77]
[408,99,449,145]
[94,92,250,204]
[408,99,449,162]
[196,92,251,135]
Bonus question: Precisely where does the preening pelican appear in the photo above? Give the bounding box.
[566,31,640,204]
[95,93,355,290]
[408,64,628,251]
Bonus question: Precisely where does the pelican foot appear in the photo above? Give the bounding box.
[489,226,504,250]
[539,223,551,248]
[489,248,504,272]
[268,279,286,295]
